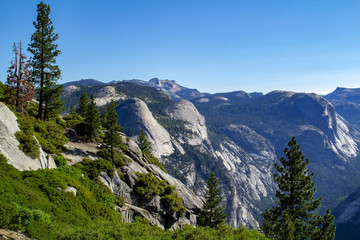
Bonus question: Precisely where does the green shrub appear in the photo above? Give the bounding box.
[53,155,67,167]
[15,115,40,159]
[145,152,167,172]
[74,158,114,179]
[135,172,167,200]
[97,145,127,167]
[134,172,186,215]
[33,119,68,155]
[63,114,85,128]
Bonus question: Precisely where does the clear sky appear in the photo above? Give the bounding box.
[1,0,360,94]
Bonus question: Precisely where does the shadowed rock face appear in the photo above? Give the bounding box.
[333,186,360,239]
[116,98,174,158]
[0,102,56,171]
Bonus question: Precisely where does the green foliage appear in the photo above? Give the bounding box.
[28,1,61,120]
[199,172,227,228]
[138,129,152,154]
[33,118,68,155]
[261,136,336,240]
[85,95,102,142]
[74,158,114,179]
[15,114,40,159]
[161,191,186,215]
[0,155,121,239]
[44,84,65,120]
[62,113,85,128]
[135,172,167,200]
[53,155,67,167]
[137,129,167,172]
[0,81,6,101]
[102,100,125,164]
[135,172,186,215]
[76,92,89,118]
[97,145,127,167]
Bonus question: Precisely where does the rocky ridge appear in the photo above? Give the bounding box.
[60,81,360,230]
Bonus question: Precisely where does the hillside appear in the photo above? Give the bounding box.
[60,80,360,233]
[0,101,268,239]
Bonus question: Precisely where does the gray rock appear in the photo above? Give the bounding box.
[118,203,164,230]
[0,102,56,171]
[64,186,77,196]
[166,99,209,145]
[99,171,132,204]
[116,98,174,158]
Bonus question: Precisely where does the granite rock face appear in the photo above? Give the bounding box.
[0,102,56,171]
[116,98,174,158]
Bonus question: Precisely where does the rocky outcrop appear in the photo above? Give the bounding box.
[116,98,174,158]
[93,86,126,106]
[125,78,208,100]
[97,136,203,230]
[0,102,56,171]
[166,100,209,145]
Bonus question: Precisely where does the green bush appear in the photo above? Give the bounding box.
[97,145,127,167]
[74,158,114,179]
[15,115,40,159]
[135,172,167,200]
[53,155,67,167]
[33,119,68,155]
[134,172,186,215]
[145,152,167,172]
[63,114,85,128]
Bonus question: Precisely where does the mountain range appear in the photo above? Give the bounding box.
[61,78,360,239]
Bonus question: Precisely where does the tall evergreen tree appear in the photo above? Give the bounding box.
[103,100,123,162]
[28,1,61,120]
[77,92,89,117]
[85,95,101,142]
[261,136,336,240]
[6,42,34,112]
[199,172,227,228]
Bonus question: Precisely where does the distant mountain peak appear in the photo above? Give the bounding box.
[63,79,105,87]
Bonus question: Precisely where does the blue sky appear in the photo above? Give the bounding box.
[1,0,360,94]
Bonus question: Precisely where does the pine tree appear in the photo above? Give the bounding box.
[6,42,34,113]
[77,92,89,117]
[137,129,152,155]
[199,172,227,228]
[28,1,61,120]
[261,136,336,240]
[103,100,123,162]
[85,95,101,142]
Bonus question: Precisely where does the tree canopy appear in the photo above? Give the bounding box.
[28,1,61,120]
[199,172,227,228]
[261,136,336,240]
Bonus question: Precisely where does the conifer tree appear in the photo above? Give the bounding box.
[261,136,336,240]
[85,95,101,142]
[199,172,227,228]
[137,129,152,155]
[77,92,89,117]
[6,42,34,112]
[103,100,123,162]
[28,1,61,120]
